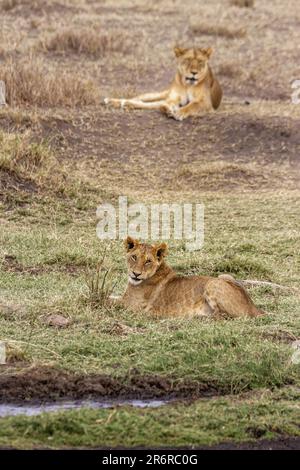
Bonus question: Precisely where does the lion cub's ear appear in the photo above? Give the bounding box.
[124,236,138,252]
[174,46,187,57]
[155,242,168,261]
[200,47,213,58]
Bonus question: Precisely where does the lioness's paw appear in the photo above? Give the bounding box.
[172,111,185,121]
[103,97,110,105]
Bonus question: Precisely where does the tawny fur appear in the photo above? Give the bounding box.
[119,237,264,318]
[104,46,222,121]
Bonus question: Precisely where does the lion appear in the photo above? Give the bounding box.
[104,46,222,121]
[119,237,264,318]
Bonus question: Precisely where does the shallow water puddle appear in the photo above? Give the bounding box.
[0,399,169,417]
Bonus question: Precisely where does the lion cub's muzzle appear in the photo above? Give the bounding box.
[129,272,144,286]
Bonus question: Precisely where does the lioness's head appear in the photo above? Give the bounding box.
[124,236,168,286]
[174,46,213,86]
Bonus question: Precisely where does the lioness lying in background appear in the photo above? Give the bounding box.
[104,46,222,121]
[120,237,264,318]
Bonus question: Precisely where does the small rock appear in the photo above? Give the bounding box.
[291,340,300,365]
[0,342,6,365]
[0,81,7,107]
[43,314,71,328]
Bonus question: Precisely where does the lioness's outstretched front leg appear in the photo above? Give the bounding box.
[104,98,165,109]
[104,98,179,119]
[134,90,169,102]
[104,90,169,108]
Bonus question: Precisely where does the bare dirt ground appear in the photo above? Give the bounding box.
[0,366,220,401]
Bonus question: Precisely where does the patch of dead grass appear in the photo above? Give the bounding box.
[173,161,294,191]
[190,21,246,39]
[40,28,132,58]
[217,63,243,78]
[0,130,55,182]
[0,58,99,107]
[1,0,20,11]
[0,129,76,196]
[84,249,119,310]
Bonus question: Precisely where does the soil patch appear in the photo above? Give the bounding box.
[38,110,300,168]
[0,366,222,403]
[2,255,83,276]
[197,436,300,450]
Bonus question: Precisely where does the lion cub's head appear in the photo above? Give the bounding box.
[125,237,168,286]
[174,46,213,86]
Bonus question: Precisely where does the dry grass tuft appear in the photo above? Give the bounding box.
[230,0,254,7]
[217,63,243,78]
[173,161,293,191]
[40,29,132,57]
[0,58,99,107]
[1,0,19,11]
[0,130,55,183]
[190,22,246,39]
[85,250,119,309]
[0,130,94,197]
[1,0,58,12]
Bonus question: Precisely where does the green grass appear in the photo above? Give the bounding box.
[1,193,299,385]
[0,389,299,449]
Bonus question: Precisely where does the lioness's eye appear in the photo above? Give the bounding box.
[131,255,137,261]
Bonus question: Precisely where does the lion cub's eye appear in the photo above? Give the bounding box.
[131,255,137,261]
[145,259,152,265]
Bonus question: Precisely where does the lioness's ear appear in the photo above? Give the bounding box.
[155,242,168,260]
[201,47,213,58]
[124,236,138,252]
[174,46,187,57]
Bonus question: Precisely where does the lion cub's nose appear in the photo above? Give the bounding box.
[191,71,197,75]
[133,271,141,278]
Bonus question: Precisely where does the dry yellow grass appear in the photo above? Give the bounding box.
[0,58,99,107]
[190,22,246,39]
[40,29,132,58]
[0,130,54,181]
[217,63,243,78]
[1,0,19,11]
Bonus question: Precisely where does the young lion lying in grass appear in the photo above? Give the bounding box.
[118,237,264,318]
[104,46,222,121]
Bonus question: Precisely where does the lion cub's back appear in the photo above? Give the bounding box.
[152,275,210,316]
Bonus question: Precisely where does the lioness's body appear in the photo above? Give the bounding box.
[104,47,222,121]
[121,238,263,318]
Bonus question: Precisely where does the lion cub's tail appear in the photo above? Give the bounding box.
[208,66,223,110]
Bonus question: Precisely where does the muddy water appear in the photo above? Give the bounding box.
[0,399,169,417]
